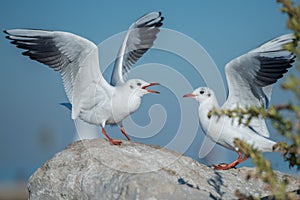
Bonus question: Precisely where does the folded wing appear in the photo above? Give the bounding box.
[223,34,296,137]
[110,12,164,86]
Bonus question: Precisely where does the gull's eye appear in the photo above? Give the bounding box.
[200,90,204,94]
[137,82,142,86]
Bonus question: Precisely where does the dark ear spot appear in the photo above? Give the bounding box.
[208,93,211,97]
[130,85,134,89]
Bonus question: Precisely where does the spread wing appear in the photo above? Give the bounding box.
[222,34,296,137]
[5,29,113,119]
[110,12,164,86]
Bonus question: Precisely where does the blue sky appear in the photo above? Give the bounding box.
[1,0,299,182]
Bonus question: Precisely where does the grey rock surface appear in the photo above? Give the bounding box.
[28,139,299,200]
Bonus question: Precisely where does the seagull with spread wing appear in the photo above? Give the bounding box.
[184,34,296,170]
[5,12,164,145]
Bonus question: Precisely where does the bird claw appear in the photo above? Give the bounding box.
[212,152,247,170]
[212,163,236,170]
[109,139,122,145]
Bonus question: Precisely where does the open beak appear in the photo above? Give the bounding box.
[183,93,196,98]
[142,82,160,94]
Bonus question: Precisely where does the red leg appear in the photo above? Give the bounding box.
[120,127,131,141]
[213,152,248,170]
[101,128,122,145]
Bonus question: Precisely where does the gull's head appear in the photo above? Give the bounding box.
[125,79,160,97]
[183,87,214,103]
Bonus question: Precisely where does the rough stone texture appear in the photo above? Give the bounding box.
[28,139,299,200]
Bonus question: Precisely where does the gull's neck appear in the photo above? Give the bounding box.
[198,96,219,111]
[113,86,142,114]
[198,96,220,131]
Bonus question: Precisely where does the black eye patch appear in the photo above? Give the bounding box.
[137,82,142,86]
[200,90,204,94]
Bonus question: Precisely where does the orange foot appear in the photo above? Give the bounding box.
[109,139,122,146]
[101,128,122,145]
[212,152,248,170]
[212,163,237,170]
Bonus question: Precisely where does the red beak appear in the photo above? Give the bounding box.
[183,93,196,98]
[142,82,160,94]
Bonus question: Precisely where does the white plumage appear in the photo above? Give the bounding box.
[184,34,296,169]
[5,12,164,145]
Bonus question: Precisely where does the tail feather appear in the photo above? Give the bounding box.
[60,103,72,110]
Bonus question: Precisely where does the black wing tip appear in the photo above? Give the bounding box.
[22,51,30,56]
[154,12,164,23]
[142,17,164,28]
[156,22,163,28]
[3,30,9,35]
[156,12,164,23]
[5,35,12,40]
[136,11,164,28]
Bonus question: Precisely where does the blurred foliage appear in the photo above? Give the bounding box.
[209,0,300,199]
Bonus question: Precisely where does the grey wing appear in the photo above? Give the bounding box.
[223,33,296,137]
[110,12,164,86]
[5,29,112,119]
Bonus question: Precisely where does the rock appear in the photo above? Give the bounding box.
[28,139,299,199]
